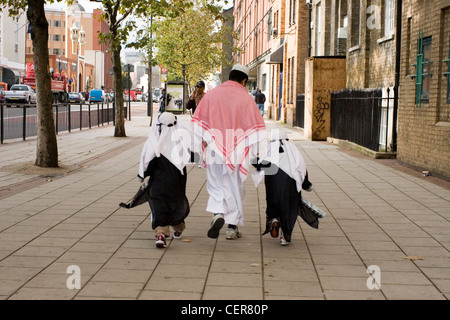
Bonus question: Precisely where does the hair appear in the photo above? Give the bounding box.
[229,70,248,83]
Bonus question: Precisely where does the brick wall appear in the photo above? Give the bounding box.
[398,0,450,179]
[345,0,396,89]
[284,1,311,126]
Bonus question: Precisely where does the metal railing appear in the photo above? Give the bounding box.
[330,89,384,152]
[0,101,122,144]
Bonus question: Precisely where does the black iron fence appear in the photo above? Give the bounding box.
[330,89,389,152]
[0,102,120,144]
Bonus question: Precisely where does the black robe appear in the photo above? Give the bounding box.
[120,155,189,229]
[254,159,323,242]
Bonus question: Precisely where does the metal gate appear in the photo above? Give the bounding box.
[330,89,383,151]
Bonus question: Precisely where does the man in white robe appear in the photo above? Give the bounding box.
[192,65,267,240]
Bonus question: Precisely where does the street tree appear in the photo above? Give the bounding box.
[95,0,190,137]
[150,0,236,87]
[0,0,70,167]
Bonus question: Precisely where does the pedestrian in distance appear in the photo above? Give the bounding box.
[191,64,267,240]
[255,89,266,117]
[252,130,324,246]
[186,80,206,115]
[159,88,166,113]
[119,112,192,248]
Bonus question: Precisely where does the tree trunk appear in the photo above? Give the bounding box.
[112,45,126,137]
[28,0,58,167]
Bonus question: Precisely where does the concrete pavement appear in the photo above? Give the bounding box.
[0,103,449,301]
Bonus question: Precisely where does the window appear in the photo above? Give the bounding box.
[384,0,395,37]
[53,20,61,28]
[290,58,295,103]
[316,3,323,55]
[53,48,60,55]
[351,0,361,47]
[287,58,291,103]
[415,32,432,104]
[53,34,60,42]
[286,57,295,103]
[289,0,297,26]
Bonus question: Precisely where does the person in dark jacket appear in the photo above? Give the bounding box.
[186,80,205,114]
[255,89,266,116]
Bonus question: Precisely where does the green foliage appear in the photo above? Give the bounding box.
[129,0,236,87]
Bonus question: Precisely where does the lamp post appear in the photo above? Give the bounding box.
[70,25,87,92]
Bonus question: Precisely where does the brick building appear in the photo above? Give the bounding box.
[266,0,310,124]
[233,0,272,99]
[25,2,113,93]
[397,0,450,179]
[233,0,449,179]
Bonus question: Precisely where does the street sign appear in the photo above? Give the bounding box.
[123,64,134,72]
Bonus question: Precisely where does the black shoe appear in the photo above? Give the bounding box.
[207,214,224,239]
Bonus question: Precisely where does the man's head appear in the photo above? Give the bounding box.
[195,81,205,88]
[195,80,205,93]
[229,64,249,87]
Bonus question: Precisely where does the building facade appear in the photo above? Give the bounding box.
[265,0,310,124]
[0,6,27,87]
[234,0,272,111]
[25,2,113,94]
[233,0,449,179]
[397,0,450,178]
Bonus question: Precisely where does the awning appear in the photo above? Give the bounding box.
[267,44,284,64]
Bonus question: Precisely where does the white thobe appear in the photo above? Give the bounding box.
[202,141,261,226]
[206,163,246,226]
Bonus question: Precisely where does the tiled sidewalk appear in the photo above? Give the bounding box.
[0,109,449,300]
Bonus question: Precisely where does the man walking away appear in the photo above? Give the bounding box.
[191,64,267,240]
[255,89,266,117]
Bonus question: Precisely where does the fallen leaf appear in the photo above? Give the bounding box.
[182,239,191,242]
[402,256,424,261]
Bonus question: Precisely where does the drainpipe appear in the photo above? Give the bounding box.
[393,0,402,152]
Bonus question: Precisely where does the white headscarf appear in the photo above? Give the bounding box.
[252,130,307,192]
[139,112,192,178]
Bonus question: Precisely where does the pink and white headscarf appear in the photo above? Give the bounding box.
[192,80,266,180]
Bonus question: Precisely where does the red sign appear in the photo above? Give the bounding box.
[26,62,35,78]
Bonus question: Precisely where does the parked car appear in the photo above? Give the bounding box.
[4,84,37,104]
[89,89,105,103]
[69,92,85,103]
